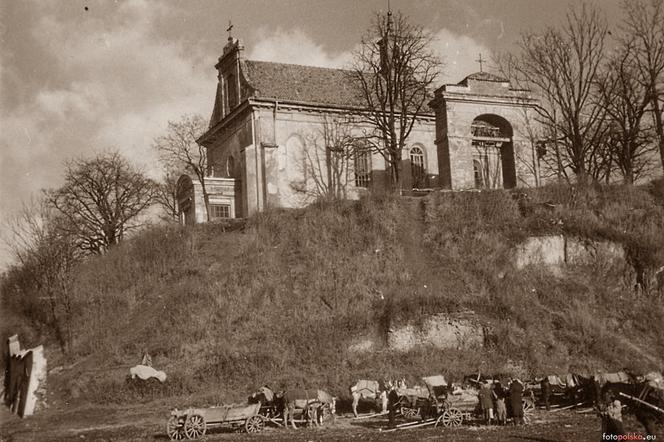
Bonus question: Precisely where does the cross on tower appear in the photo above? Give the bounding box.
[476,53,485,72]
[226,20,234,40]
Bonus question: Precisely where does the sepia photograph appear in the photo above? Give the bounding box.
[1,0,663,440]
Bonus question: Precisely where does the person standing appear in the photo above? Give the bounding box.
[387,385,400,429]
[541,377,551,411]
[494,381,507,425]
[479,381,494,425]
[509,378,524,425]
[603,397,626,437]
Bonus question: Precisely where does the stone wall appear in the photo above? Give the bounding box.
[348,313,485,354]
[515,235,625,269]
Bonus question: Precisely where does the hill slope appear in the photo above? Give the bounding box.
[3,182,664,406]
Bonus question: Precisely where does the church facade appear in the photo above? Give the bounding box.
[177,37,540,224]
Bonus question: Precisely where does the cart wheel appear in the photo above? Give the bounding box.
[245,415,265,433]
[320,404,333,422]
[167,416,186,440]
[437,408,463,427]
[523,398,535,414]
[400,406,418,419]
[184,414,206,439]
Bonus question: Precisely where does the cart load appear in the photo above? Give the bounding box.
[167,402,264,440]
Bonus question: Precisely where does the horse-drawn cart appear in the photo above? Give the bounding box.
[388,375,479,431]
[167,402,265,440]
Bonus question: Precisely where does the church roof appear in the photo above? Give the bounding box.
[457,71,508,85]
[243,60,366,108]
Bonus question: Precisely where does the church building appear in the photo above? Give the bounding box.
[177,36,540,224]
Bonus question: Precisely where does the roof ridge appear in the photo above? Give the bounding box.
[245,59,353,74]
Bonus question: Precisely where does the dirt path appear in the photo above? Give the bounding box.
[3,403,655,442]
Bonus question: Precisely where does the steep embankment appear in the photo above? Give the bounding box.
[3,182,664,407]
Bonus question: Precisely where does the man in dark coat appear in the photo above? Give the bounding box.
[541,377,551,411]
[509,379,524,425]
[387,386,400,428]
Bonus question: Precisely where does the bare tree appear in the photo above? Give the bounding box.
[153,114,210,220]
[46,151,157,254]
[3,200,79,353]
[596,44,657,183]
[294,117,357,200]
[621,0,664,174]
[509,5,610,183]
[154,167,181,223]
[351,10,440,191]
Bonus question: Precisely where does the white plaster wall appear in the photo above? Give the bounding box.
[259,108,437,209]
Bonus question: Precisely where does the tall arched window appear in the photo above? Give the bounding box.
[410,146,426,188]
[354,146,371,188]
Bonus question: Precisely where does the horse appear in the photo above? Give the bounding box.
[350,380,387,417]
[266,387,336,429]
[601,381,664,437]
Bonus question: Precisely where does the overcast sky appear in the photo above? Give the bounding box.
[0,0,623,269]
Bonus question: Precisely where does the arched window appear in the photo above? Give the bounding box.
[354,146,371,188]
[410,146,426,188]
[285,135,306,183]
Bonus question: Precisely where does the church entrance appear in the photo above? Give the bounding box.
[470,115,516,189]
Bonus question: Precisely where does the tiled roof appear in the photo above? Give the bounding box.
[458,71,508,85]
[242,60,367,108]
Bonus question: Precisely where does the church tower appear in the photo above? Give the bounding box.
[209,26,244,127]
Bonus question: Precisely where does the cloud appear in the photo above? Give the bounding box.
[0,0,216,268]
[247,26,490,85]
[430,28,493,85]
[248,27,354,68]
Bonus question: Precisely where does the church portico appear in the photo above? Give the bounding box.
[431,72,539,190]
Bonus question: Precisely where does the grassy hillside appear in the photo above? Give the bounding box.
[2,181,664,407]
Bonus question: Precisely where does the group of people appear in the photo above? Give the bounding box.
[478,378,527,425]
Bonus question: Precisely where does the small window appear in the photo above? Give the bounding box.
[209,204,231,219]
[354,147,372,188]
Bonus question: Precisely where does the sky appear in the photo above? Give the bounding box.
[0,0,623,269]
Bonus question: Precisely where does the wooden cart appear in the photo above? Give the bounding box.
[166,402,265,440]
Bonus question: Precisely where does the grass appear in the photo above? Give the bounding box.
[2,182,663,407]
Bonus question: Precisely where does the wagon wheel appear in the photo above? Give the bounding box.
[166,416,186,440]
[399,406,419,419]
[436,408,463,427]
[522,398,535,414]
[320,404,333,422]
[245,415,265,433]
[184,414,206,439]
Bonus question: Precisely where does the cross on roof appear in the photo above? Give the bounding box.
[226,20,233,40]
[476,53,485,72]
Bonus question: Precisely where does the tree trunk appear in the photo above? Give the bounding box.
[652,94,664,173]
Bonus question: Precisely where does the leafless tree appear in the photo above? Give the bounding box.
[596,43,657,183]
[350,10,440,191]
[3,200,79,353]
[621,0,664,174]
[46,151,156,254]
[294,117,357,200]
[154,167,181,223]
[508,5,610,183]
[153,114,210,220]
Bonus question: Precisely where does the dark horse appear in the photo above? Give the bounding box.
[602,381,664,437]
